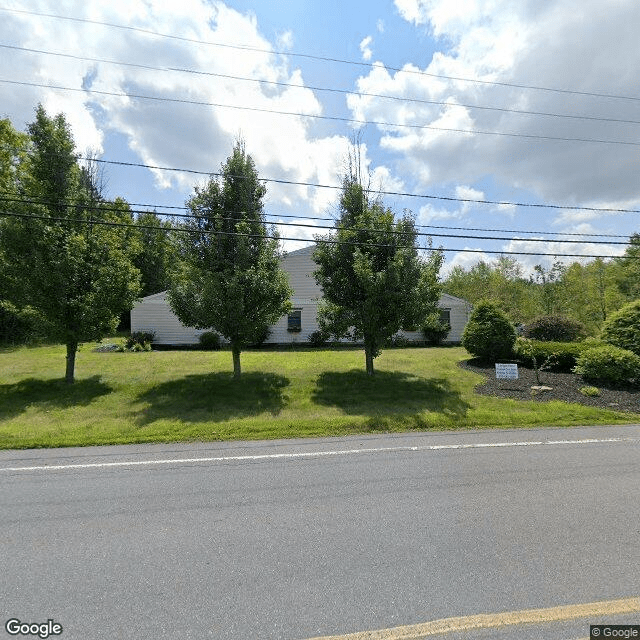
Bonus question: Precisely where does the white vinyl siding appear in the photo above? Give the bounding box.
[131,245,472,345]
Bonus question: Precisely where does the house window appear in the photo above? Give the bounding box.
[287,309,302,332]
[439,308,451,326]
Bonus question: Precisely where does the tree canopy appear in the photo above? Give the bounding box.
[0,105,141,382]
[313,157,443,375]
[168,139,292,378]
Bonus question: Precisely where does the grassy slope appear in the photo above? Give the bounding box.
[0,344,637,449]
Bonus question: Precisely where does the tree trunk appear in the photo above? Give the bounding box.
[365,344,375,376]
[232,345,242,379]
[65,340,78,384]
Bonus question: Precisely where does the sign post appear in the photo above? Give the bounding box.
[495,363,518,380]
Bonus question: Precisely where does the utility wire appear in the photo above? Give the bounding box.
[3,6,640,102]
[0,209,630,259]
[4,44,640,126]
[0,194,634,247]
[4,78,640,148]
[2,144,640,215]
[0,192,631,239]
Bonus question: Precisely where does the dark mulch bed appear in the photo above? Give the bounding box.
[459,358,640,414]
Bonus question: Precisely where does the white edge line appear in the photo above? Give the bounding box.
[0,437,636,472]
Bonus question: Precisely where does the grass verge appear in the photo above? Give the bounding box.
[0,343,638,449]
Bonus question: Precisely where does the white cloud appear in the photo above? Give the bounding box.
[0,0,362,216]
[366,0,640,208]
[360,36,373,62]
[377,19,385,33]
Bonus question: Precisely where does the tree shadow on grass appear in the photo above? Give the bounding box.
[312,369,470,423]
[136,372,290,425]
[0,376,113,420]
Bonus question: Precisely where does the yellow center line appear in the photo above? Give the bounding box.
[304,597,640,640]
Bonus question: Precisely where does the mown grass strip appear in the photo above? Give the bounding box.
[0,344,637,449]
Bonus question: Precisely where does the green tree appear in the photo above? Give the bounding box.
[614,233,640,300]
[313,158,443,375]
[600,299,640,356]
[134,211,176,297]
[168,140,292,378]
[1,105,140,382]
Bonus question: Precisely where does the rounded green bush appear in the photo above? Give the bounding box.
[523,315,586,342]
[574,344,640,385]
[600,299,640,356]
[198,331,221,350]
[462,301,516,362]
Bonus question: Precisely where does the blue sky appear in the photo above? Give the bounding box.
[1,0,639,274]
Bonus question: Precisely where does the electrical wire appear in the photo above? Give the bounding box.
[3,6,640,102]
[4,44,640,126]
[3,142,640,216]
[0,194,634,247]
[4,78,640,148]
[0,210,632,260]
[0,191,632,239]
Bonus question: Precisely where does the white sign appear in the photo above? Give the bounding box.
[495,363,518,380]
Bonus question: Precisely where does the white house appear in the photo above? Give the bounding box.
[131,245,471,345]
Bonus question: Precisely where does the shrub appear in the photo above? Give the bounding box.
[600,299,640,356]
[574,344,640,385]
[422,313,451,346]
[307,329,329,347]
[514,339,586,373]
[523,315,586,342]
[461,301,516,362]
[387,334,410,348]
[580,386,600,397]
[125,331,154,351]
[198,331,221,350]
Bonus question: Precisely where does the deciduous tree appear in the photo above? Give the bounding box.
[313,154,443,375]
[168,139,292,378]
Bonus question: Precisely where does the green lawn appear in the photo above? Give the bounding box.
[1,343,638,449]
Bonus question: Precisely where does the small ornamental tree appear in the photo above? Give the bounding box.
[462,300,516,362]
[168,139,292,378]
[313,153,443,375]
[599,299,640,356]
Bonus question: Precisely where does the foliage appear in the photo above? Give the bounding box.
[514,338,587,373]
[0,301,48,345]
[307,329,329,347]
[523,315,586,342]
[444,257,537,323]
[574,344,640,385]
[0,106,141,382]
[168,139,292,378]
[313,144,443,375]
[133,211,177,297]
[386,333,410,347]
[462,301,516,362]
[600,299,640,356]
[613,234,640,300]
[580,386,600,397]
[422,312,451,345]
[125,331,154,351]
[198,331,222,350]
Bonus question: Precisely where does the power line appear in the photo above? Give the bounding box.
[0,194,634,247]
[2,143,640,215]
[4,77,640,148]
[4,43,640,127]
[0,192,631,239]
[3,6,640,102]
[0,209,630,259]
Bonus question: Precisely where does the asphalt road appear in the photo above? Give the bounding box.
[1,425,639,640]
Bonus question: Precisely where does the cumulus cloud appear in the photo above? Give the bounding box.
[369,0,640,209]
[0,0,383,216]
